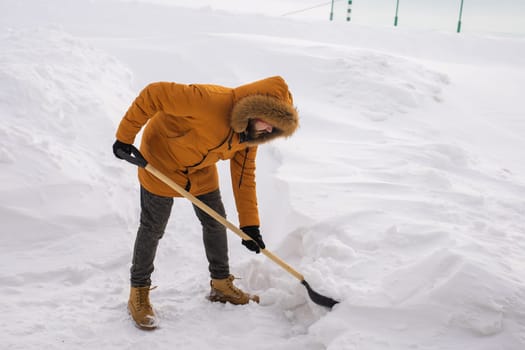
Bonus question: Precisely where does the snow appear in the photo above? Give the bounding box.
[1,0,525,349]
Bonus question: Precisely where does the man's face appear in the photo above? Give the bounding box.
[248,118,274,139]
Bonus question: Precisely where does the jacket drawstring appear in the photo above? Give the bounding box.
[238,148,249,188]
[227,129,235,150]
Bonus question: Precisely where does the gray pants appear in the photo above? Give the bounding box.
[130,186,229,287]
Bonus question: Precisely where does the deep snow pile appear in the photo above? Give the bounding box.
[1,1,525,349]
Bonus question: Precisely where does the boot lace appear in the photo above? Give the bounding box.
[226,276,243,297]
[135,286,156,311]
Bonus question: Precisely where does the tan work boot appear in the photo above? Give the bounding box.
[208,275,260,305]
[128,286,158,330]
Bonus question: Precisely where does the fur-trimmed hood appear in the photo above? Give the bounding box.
[231,76,299,145]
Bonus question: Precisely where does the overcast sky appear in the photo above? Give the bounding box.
[117,0,525,35]
[326,0,525,35]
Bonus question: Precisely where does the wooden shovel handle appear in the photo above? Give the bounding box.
[145,164,305,282]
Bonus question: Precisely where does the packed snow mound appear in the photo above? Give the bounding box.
[0,28,136,222]
[210,32,449,122]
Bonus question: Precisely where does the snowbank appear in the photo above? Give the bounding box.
[1,1,525,349]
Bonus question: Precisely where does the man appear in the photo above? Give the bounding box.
[112,76,299,330]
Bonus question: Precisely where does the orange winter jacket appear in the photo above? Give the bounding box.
[115,76,298,227]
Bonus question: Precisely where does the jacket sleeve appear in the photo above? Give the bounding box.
[115,82,205,144]
[230,146,260,227]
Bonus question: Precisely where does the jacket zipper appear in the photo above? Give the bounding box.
[179,129,250,190]
[238,148,249,188]
[186,128,234,170]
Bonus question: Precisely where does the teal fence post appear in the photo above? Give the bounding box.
[394,0,400,26]
[330,0,335,21]
[347,0,352,21]
[457,0,465,33]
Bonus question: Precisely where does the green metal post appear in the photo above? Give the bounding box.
[330,0,335,21]
[457,0,464,33]
[347,0,352,22]
[394,0,400,26]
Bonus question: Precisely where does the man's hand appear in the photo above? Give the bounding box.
[241,226,266,254]
[113,140,132,159]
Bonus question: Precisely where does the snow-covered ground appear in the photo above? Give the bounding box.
[1,0,525,349]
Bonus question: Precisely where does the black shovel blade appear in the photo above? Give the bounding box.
[301,280,339,309]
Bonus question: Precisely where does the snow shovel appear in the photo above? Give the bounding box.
[117,145,339,309]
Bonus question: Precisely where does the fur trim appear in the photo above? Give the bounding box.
[230,95,299,145]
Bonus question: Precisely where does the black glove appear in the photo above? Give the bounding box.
[241,226,265,254]
[113,140,132,159]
